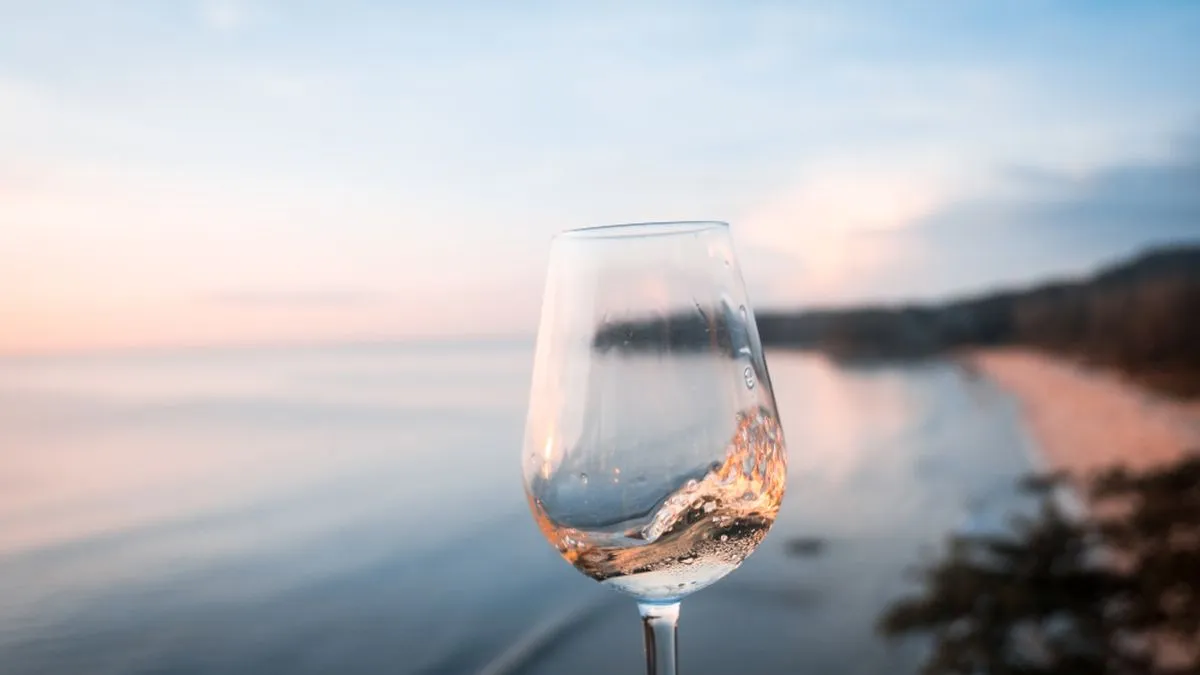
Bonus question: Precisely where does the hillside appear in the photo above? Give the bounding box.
[756,245,1200,396]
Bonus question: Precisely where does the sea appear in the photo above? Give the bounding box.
[0,341,1042,674]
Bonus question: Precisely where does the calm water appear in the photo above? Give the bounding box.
[0,342,1039,674]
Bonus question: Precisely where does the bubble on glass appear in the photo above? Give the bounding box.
[719,534,729,542]
[743,365,756,389]
[580,473,588,485]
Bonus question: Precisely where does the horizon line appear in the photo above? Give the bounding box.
[0,333,539,362]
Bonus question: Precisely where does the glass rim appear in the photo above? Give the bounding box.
[558,220,729,240]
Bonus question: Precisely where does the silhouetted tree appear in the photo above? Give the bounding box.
[879,455,1200,675]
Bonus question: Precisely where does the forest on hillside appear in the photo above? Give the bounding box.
[592,245,1200,397]
[755,245,1200,396]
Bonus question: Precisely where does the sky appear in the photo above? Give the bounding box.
[2,1,1199,355]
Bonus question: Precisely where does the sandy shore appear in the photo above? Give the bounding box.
[971,349,1199,675]
[970,348,1200,478]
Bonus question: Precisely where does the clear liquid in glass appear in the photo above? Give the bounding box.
[529,407,785,601]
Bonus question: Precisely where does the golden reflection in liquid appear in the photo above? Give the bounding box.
[531,407,786,577]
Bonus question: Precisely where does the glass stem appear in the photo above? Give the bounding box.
[638,601,680,675]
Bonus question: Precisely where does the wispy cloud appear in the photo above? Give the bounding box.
[916,133,1200,241]
[776,135,1200,306]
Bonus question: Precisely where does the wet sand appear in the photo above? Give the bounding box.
[970,348,1200,477]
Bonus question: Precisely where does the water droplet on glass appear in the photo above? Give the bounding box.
[739,304,747,321]
[579,473,588,485]
[743,365,756,389]
[719,534,729,542]
[685,479,698,490]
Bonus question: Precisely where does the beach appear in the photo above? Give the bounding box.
[970,348,1200,478]
[970,350,1200,671]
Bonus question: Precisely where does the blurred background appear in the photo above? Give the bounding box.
[2,2,1198,674]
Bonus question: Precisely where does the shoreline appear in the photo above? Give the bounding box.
[968,348,1200,480]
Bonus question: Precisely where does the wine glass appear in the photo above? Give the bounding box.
[522,221,787,674]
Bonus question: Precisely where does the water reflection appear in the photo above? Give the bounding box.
[0,346,1051,674]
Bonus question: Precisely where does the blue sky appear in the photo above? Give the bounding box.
[2,1,1199,352]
